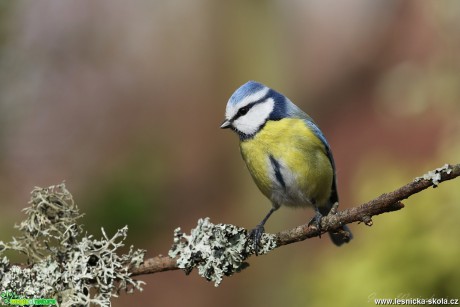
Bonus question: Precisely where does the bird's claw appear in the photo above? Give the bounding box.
[308,211,323,238]
[249,224,265,256]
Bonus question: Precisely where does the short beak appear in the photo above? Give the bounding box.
[220,119,232,129]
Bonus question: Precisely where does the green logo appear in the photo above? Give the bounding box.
[1,292,56,306]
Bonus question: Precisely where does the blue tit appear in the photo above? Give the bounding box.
[221,81,352,253]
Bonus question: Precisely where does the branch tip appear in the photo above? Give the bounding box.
[361,216,373,226]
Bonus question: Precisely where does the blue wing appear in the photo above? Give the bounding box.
[303,118,339,211]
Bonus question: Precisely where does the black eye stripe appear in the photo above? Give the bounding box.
[231,90,272,122]
[237,104,252,117]
[232,103,255,121]
[240,106,250,114]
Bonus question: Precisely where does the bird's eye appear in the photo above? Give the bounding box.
[238,106,250,116]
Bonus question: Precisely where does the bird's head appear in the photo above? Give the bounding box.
[221,81,295,139]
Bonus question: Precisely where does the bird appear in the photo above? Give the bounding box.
[221,81,352,254]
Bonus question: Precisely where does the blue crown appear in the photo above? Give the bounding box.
[228,81,266,106]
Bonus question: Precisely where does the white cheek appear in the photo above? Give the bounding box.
[233,98,274,135]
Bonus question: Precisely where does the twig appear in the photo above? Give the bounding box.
[130,163,460,277]
[131,255,177,275]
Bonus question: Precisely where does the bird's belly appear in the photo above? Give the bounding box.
[240,119,333,208]
[269,168,316,208]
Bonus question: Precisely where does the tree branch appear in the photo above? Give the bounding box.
[131,163,460,277]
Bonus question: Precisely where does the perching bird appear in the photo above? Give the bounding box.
[221,81,352,253]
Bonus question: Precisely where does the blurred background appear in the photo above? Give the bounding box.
[0,0,459,306]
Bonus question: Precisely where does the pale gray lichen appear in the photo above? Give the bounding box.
[0,183,146,307]
[415,164,452,187]
[168,218,276,287]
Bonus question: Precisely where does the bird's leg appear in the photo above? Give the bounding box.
[249,207,277,256]
[308,205,323,238]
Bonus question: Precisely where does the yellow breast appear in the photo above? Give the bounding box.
[239,118,333,208]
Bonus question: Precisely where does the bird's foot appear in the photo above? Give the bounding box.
[249,224,265,256]
[308,211,323,238]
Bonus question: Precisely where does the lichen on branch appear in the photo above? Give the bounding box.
[168,218,276,286]
[1,163,459,297]
[0,183,146,307]
[133,163,460,284]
